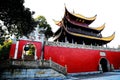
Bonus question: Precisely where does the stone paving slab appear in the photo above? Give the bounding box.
[81,75,120,80]
[66,72,120,80]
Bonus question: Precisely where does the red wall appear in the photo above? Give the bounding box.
[106,51,120,69]
[9,43,16,59]
[9,40,120,73]
[44,45,120,73]
[9,40,42,59]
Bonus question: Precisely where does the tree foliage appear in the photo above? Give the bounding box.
[0,0,37,37]
[35,16,53,39]
[0,40,12,60]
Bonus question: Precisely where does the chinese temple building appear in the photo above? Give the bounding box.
[8,7,120,75]
[53,7,115,46]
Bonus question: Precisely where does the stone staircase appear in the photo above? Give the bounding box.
[0,59,67,80]
[0,69,66,80]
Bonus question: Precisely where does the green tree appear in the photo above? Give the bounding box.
[0,40,12,60]
[0,0,37,37]
[35,16,53,39]
[0,0,37,60]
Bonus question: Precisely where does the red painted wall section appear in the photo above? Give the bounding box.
[44,45,120,73]
[17,40,27,59]
[9,40,42,59]
[106,51,120,69]
[17,40,42,59]
[9,43,16,59]
[34,41,42,59]
[44,45,101,73]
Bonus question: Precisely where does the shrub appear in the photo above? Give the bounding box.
[0,40,12,60]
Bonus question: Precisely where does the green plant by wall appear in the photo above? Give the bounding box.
[0,40,12,60]
[25,44,35,56]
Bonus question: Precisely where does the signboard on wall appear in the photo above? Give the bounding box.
[100,52,106,56]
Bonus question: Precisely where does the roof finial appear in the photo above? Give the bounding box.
[64,3,66,7]
[73,9,75,13]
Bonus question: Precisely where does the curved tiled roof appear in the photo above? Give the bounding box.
[62,21,115,42]
[65,7,96,21]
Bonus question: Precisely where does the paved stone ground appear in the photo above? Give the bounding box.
[1,69,120,80]
[0,69,66,80]
[66,72,120,80]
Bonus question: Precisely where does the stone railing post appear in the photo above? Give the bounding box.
[99,64,103,73]
[111,64,114,71]
[49,57,52,67]
[65,65,67,75]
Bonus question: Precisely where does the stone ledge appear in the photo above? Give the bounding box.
[46,41,120,51]
[68,71,101,77]
[0,69,66,80]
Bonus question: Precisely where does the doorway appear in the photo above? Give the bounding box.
[100,58,108,72]
[22,43,37,60]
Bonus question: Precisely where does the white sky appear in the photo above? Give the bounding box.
[24,0,120,48]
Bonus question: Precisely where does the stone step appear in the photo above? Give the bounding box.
[0,69,66,80]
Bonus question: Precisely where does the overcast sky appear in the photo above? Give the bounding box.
[24,0,120,48]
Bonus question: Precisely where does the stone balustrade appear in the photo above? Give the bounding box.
[45,41,120,51]
[12,60,40,68]
[49,58,67,75]
[0,59,67,75]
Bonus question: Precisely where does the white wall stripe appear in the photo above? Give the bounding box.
[14,41,19,59]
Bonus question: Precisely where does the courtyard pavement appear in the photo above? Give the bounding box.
[66,72,120,80]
